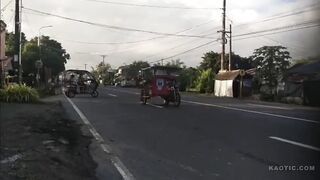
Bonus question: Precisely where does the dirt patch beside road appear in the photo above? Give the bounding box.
[0,102,97,180]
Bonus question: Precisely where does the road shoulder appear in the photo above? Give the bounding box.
[55,95,123,180]
[0,101,97,180]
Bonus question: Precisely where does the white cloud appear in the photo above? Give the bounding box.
[1,0,319,69]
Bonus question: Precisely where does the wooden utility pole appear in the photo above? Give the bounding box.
[19,0,22,83]
[14,0,21,83]
[100,55,107,64]
[0,0,3,87]
[220,0,226,71]
[228,24,232,71]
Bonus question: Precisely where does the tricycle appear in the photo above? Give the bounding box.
[60,69,99,98]
[139,66,181,107]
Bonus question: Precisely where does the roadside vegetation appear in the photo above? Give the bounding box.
[89,45,301,97]
[0,84,39,103]
[4,31,318,104]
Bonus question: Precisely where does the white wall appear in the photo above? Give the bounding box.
[214,80,234,97]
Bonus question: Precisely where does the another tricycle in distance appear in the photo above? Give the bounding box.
[60,69,99,98]
[139,66,181,107]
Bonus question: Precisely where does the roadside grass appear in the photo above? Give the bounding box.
[0,84,40,103]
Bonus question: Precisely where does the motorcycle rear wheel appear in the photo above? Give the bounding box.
[91,90,99,98]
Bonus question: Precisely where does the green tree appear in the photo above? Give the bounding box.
[39,36,70,76]
[196,68,215,93]
[165,59,186,68]
[22,41,39,76]
[251,46,291,95]
[10,35,69,79]
[200,51,252,72]
[163,59,199,91]
[199,51,221,73]
[91,62,112,84]
[178,67,199,91]
[5,32,27,57]
[226,53,253,70]
[127,61,150,80]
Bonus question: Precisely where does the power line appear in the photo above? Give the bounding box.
[233,19,320,38]
[1,0,14,12]
[204,7,320,37]
[144,34,219,61]
[22,7,215,39]
[233,24,320,41]
[22,2,317,48]
[257,6,320,24]
[68,22,319,67]
[260,1,320,19]
[85,0,221,10]
[141,20,320,63]
[149,40,218,64]
[149,23,320,65]
[52,19,216,45]
[65,27,220,58]
[234,2,320,29]
[259,35,308,55]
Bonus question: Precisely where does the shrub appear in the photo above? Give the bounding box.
[196,69,215,93]
[0,84,39,103]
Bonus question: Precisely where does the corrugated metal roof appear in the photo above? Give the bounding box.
[286,62,320,75]
[215,70,240,80]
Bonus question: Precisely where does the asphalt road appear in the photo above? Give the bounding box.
[64,86,320,180]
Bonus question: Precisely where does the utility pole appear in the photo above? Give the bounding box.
[19,0,22,83]
[84,64,87,70]
[220,0,226,72]
[100,55,107,64]
[14,0,21,83]
[228,24,232,71]
[0,0,3,88]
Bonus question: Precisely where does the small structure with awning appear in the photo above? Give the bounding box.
[281,62,320,105]
[214,69,254,97]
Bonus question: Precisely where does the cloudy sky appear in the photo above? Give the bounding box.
[1,0,320,69]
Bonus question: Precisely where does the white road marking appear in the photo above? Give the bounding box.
[108,88,164,108]
[146,103,163,109]
[247,103,292,110]
[182,100,319,124]
[108,93,118,97]
[269,136,320,152]
[65,96,135,180]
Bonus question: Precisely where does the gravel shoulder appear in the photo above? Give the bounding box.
[0,101,97,180]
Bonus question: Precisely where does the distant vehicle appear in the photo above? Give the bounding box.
[60,69,99,98]
[140,66,181,106]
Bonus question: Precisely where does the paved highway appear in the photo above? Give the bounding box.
[63,86,320,180]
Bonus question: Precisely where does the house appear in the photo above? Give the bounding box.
[0,20,11,87]
[214,69,253,97]
[281,62,320,105]
[114,66,135,87]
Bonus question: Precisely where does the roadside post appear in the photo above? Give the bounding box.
[239,69,245,98]
[35,60,43,88]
